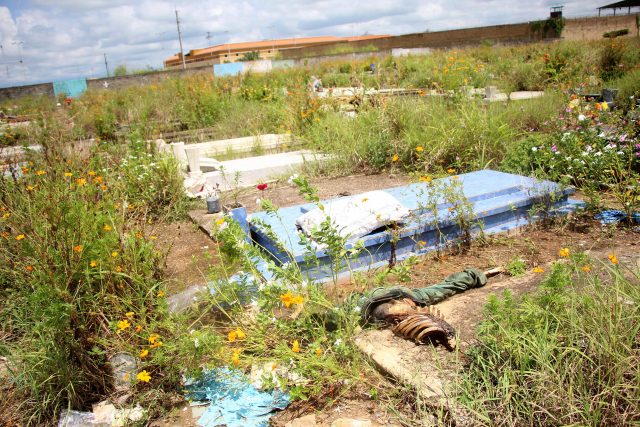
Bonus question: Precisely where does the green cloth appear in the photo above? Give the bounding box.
[361,268,487,323]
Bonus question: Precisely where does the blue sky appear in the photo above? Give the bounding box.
[0,0,612,87]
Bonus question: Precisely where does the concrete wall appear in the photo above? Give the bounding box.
[297,51,390,67]
[563,14,639,40]
[87,66,211,92]
[0,82,54,103]
[282,23,536,59]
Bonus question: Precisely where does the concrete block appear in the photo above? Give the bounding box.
[509,91,545,101]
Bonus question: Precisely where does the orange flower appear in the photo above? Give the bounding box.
[35,170,46,176]
[280,292,294,308]
[73,245,83,253]
[232,349,241,366]
[608,254,618,265]
[139,349,149,359]
[533,266,544,273]
[25,265,33,272]
[392,154,399,162]
[15,234,25,241]
[148,334,160,344]
[76,178,87,186]
[419,176,432,183]
[558,247,570,258]
[581,265,591,272]
[447,168,455,174]
[415,146,424,153]
[157,290,165,298]
[117,319,131,331]
[135,325,142,332]
[103,224,112,231]
[315,347,323,356]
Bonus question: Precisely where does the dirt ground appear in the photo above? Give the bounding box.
[157,173,639,426]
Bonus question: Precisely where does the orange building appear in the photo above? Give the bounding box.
[163,35,389,69]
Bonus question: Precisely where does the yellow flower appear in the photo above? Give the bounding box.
[139,349,149,359]
[558,247,570,258]
[101,185,108,191]
[157,290,165,298]
[26,185,35,191]
[35,170,46,176]
[115,265,122,272]
[581,265,592,272]
[150,235,157,240]
[88,171,96,176]
[292,340,300,353]
[315,347,323,356]
[601,101,609,111]
[117,319,131,331]
[73,245,83,253]
[608,254,618,265]
[232,349,241,366]
[235,328,246,340]
[15,234,25,240]
[447,168,455,174]
[361,197,369,203]
[111,251,118,257]
[2,212,9,218]
[280,292,294,308]
[415,146,424,153]
[417,240,426,246]
[452,175,459,180]
[215,218,225,226]
[76,178,87,186]
[291,295,304,306]
[64,172,73,177]
[136,370,151,383]
[135,325,142,332]
[228,330,237,342]
[419,176,432,183]
[150,340,163,349]
[532,266,544,273]
[90,260,98,267]
[148,334,160,344]
[125,311,135,318]
[103,224,112,231]
[391,154,399,162]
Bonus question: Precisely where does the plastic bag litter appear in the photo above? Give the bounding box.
[184,367,290,427]
[595,209,640,225]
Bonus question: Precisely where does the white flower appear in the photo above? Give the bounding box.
[256,198,262,205]
[334,338,343,347]
[578,114,586,121]
[193,338,199,348]
[531,147,538,152]
[287,174,299,185]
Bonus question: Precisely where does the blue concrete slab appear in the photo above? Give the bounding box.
[53,78,87,98]
[246,170,582,282]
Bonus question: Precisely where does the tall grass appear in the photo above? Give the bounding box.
[457,256,640,426]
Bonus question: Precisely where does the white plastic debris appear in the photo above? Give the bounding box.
[296,190,410,242]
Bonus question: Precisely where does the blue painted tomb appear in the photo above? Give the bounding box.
[246,170,582,283]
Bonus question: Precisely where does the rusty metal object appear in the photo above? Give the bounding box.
[391,306,457,350]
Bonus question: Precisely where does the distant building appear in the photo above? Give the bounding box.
[163,35,389,69]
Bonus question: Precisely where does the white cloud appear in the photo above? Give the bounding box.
[1,0,609,87]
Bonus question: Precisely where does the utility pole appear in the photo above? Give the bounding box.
[206,32,213,45]
[175,9,186,69]
[104,53,110,77]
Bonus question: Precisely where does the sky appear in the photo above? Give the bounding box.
[0,0,615,87]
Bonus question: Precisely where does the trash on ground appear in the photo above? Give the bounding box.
[185,367,290,427]
[595,209,640,225]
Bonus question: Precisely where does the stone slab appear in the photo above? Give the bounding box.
[509,91,545,101]
[354,329,452,403]
[202,150,329,191]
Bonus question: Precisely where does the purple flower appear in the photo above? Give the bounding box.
[551,145,558,153]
